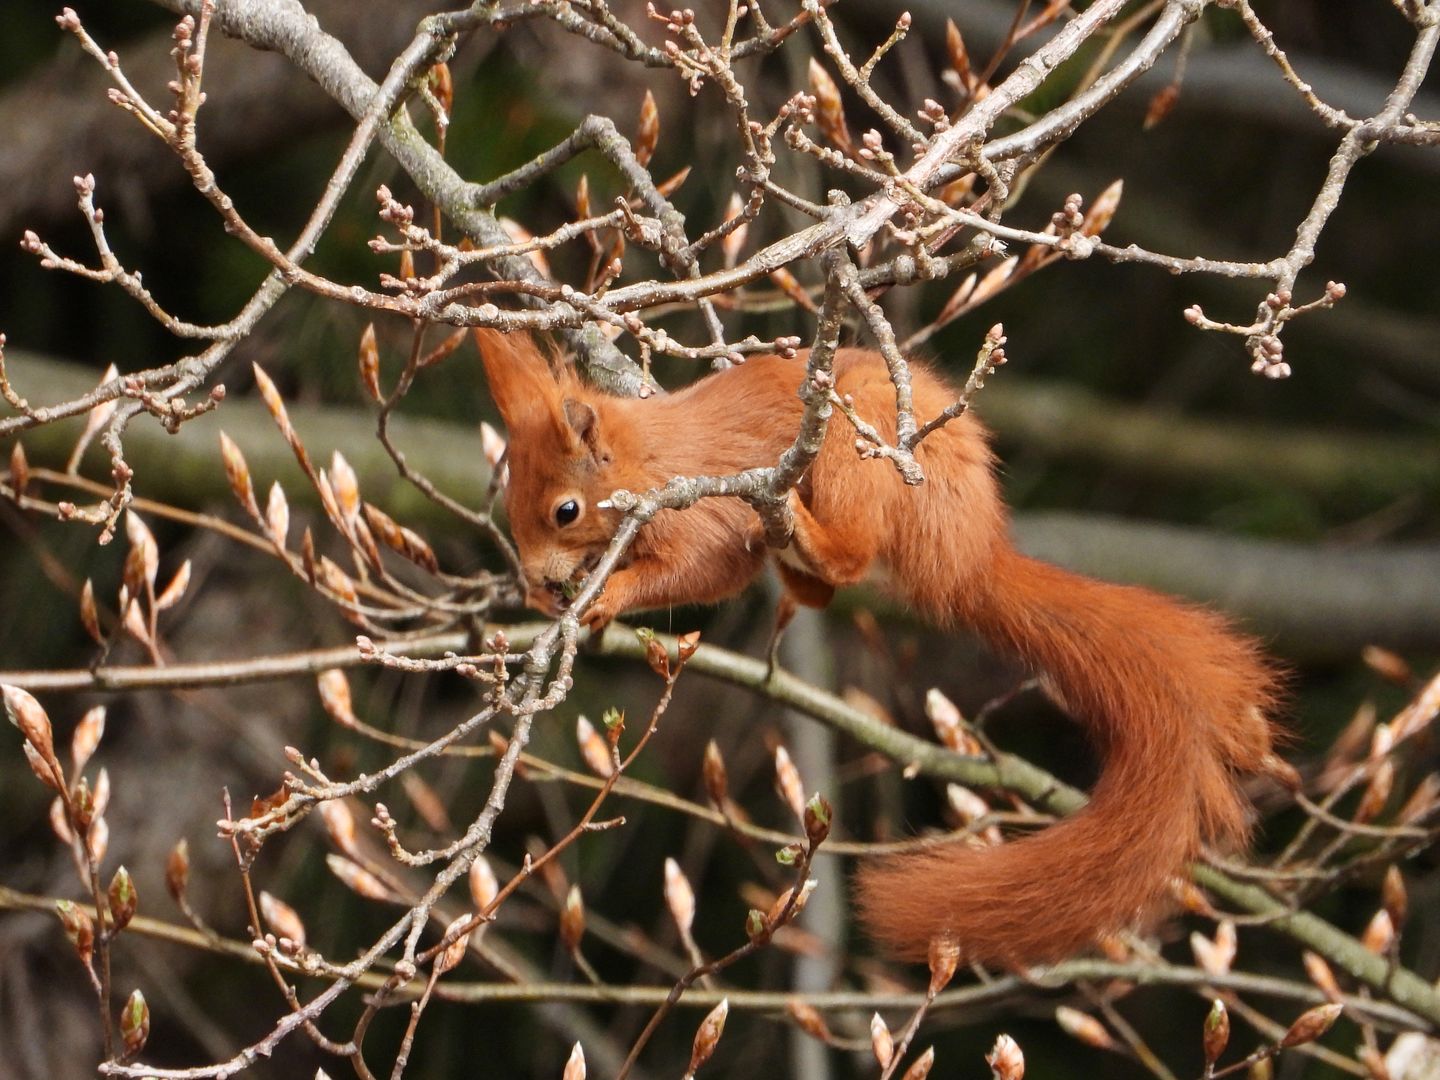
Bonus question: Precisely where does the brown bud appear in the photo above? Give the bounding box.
[1381,866,1407,929]
[418,327,468,371]
[434,914,472,976]
[807,59,853,154]
[49,796,73,844]
[870,1013,894,1069]
[664,857,695,935]
[1257,752,1302,793]
[1362,645,1412,686]
[300,527,318,583]
[1302,951,1342,1001]
[656,165,691,197]
[687,998,728,1075]
[1175,880,1218,917]
[803,793,832,848]
[316,669,358,729]
[925,688,980,755]
[560,885,585,953]
[635,89,660,168]
[23,741,63,793]
[166,838,190,903]
[259,891,307,947]
[702,740,728,808]
[328,451,361,526]
[1355,760,1395,824]
[1202,998,1229,1067]
[326,854,400,902]
[5,685,62,788]
[902,1046,936,1080]
[927,935,960,994]
[563,1042,586,1080]
[787,1000,831,1042]
[676,629,701,664]
[638,626,670,678]
[944,19,972,92]
[108,865,137,932]
[576,715,614,778]
[87,814,109,865]
[68,364,118,473]
[120,593,150,648]
[1279,1003,1342,1048]
[69,775,95,832]
[427,61,453,117]
[970,257,1020,308]
[319,799,359,858]
[1369,722,1395,761]
[1391,672,1440,743]
[774,880,816,928]
[574,173,592,222]
[218,431,259,519]
[1328,702,1377,766]
[1142,83,1180,129]
[119,989,149,1057]
[1056,1006,1116,1051]
[987,1033,1024,1080]
[927,694,973,754]
[123,512,159,594]
[469,856,499,912]
[255,483,287,557]
[9,439,28,499]
[251,362,298,450]
[1361,909,1394,955]
[744,908,765,941]
[1082,179,1124,237]
[1398,772,1440,824]
[156,559,192,610]
[319,557,359,615]
[773,746,806,823]
[933,272,980,327]
[402,772,450,833]
[57,899,95,967]
[769,266,818,312]
[721,193,748,270]
[946,784,1000,845]
[480,421,507,473]
[79,579,104,645]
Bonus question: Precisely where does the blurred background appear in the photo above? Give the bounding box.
[0,2,1436,1076]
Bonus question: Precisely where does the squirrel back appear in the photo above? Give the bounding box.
[478,329,1280,965]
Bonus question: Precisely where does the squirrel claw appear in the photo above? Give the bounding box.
[579,600,614,634]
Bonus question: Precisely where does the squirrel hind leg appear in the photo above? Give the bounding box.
[784,489,881,586]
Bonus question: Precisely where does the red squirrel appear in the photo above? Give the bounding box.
[477,328,1281,965]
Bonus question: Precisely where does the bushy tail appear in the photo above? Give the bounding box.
[856,548,1279,965]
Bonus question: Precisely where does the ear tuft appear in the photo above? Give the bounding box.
[475,328,558,427]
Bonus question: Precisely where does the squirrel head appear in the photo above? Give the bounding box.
[476,330,625,606]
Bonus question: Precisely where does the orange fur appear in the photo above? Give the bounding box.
[478,328,1280,966]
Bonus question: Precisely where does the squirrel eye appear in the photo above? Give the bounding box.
[554,499,581,527]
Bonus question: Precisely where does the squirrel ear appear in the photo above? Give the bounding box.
[475,328,556,428]
[563,397,609,464]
